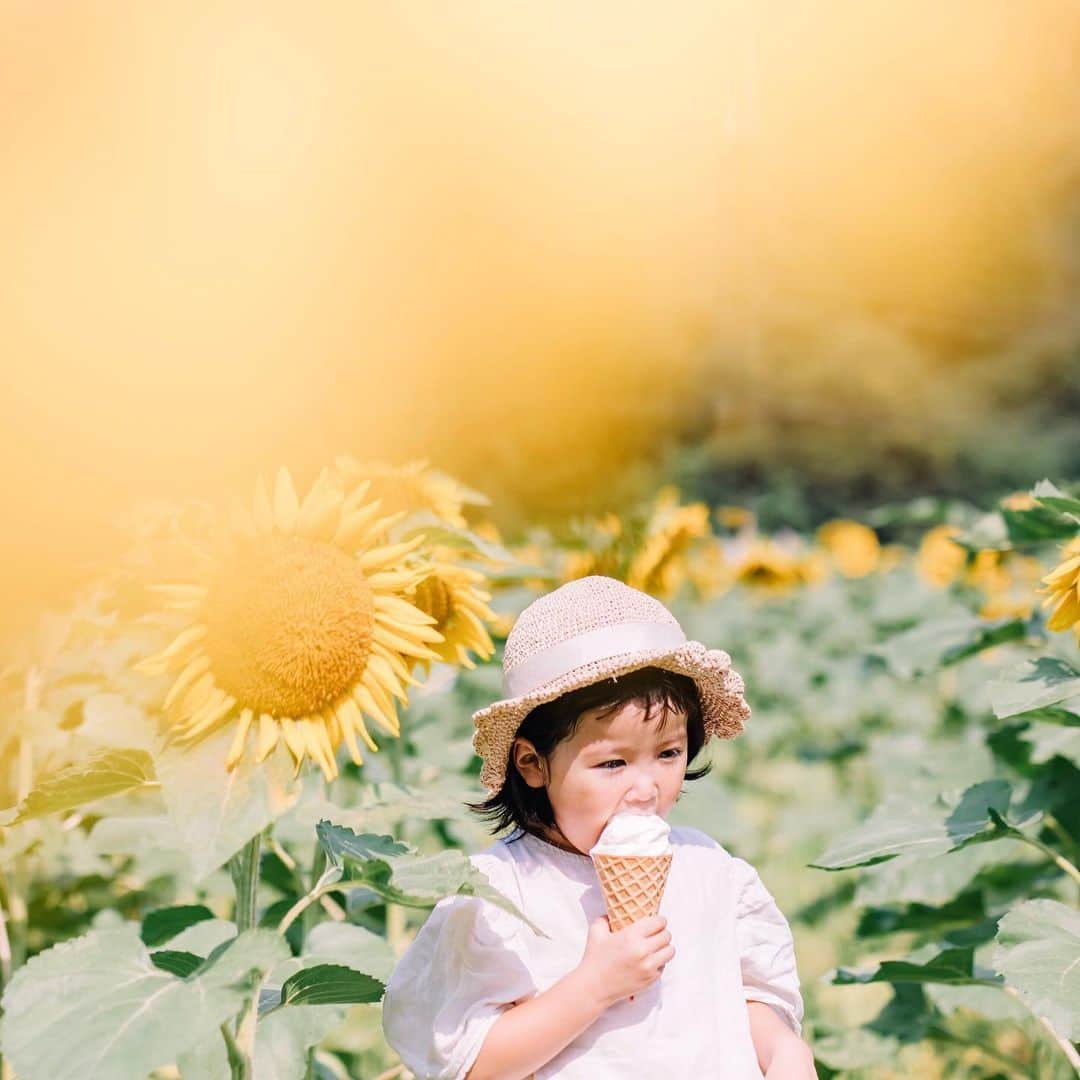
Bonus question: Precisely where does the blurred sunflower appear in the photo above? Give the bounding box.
[715,505,754,531]
[815,520,880,578]
[1038,536,1080,633]
[974,553,1042,621]
[1000,492,1038,511]
[732,539,806,593]
[135,467,445,780]
[916,525,967,587]
[333,456,488,529]
[686,540,734,601]
[560,513,624,583]
[627,490,711,598]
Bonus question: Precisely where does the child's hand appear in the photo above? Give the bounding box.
[576,914,674,1007]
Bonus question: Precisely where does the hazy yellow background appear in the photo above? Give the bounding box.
[4,1,1079,639]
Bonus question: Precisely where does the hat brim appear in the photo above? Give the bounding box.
[471,640,749,795]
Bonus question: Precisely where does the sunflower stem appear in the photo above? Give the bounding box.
[230,833,262,934]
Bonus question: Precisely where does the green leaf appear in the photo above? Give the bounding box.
[303,921,396,983]
[1022,721,1080,769]
[856,891,985,938]
[11,749,155,823]
[1032,479,1080,519]
[811,781,1035,871]
[140,904,215,946]
[316,821,548,937]
[155,724,302,881]
[149,949,203,978]
[989,657,1080,720]
[993,899,1080,1041]
[870,616,1026,679]
[277,964,384,1007]
[830,946,995,987]
[0,926,287,1080]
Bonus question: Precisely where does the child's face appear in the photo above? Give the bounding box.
[514,699,689,855]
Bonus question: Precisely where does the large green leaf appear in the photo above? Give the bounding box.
[993,899,1080,1041]
[316,821,548,937]
[10,749,155,823]
[989,657,1080,720]
[810,781,1037,871]
[830,946,997,988]
[0,926,287,1080]
[140,903,215,946]
[870,616,1027,679]
[1022,720,1080,769]
[1032,479,1080,520]
[155,725,301,880]
[277,964,384,1007]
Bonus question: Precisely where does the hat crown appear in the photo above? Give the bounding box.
[503,576,681,678]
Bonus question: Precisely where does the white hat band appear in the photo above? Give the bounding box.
[502,621,687,699]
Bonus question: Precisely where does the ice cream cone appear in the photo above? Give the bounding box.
[592,852,672,931]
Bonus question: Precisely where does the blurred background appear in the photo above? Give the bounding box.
[4,0,1080,640]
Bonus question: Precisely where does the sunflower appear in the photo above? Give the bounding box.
[332,457,487,530]
[411,556,498,671]
[916,525,967,588]
[815,520,880,578]
[560,513,624,583]
[685,540,734,601]
[732,539,806,592]
[626,488,711,598]
[1038,536,1080,633]
[135,467,446,780]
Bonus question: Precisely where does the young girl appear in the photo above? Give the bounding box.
[382,575,814,1079]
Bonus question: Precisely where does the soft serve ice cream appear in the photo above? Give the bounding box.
[589,812,672,858]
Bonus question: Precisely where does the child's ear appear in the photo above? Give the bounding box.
[511,737,548,788]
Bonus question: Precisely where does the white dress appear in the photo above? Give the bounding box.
[381,825,803,1079]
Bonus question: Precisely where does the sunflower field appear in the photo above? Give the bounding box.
[0,462,1078,1080]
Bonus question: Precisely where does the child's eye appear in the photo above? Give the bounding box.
[600,751,682,768]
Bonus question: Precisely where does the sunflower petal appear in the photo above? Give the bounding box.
[331,500,385,550]
[255,714,280,763]
[374,594,438,625]
[373,625,442,660]
[352,684,400,737]
[225,709,254,770]
[357,535,426,572]
[147,584,208,612]
[279,717,307,771]
[163,656,212,711]
[135,624,209,675]
[297,467,344,542]
[253,473,274,533]
[273,467,300,533]
[339,696,379,752]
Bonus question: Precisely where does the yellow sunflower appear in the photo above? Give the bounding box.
[559,513,624,583]
[686,540,734,601]
[135,467,445,781]
[333,457,487,530]
[916,525,967,588]
[815,520,880,578]
[411,556,498,671]
[1038,536,1080,633]
[627,489,711,598]
[733,539,806,593]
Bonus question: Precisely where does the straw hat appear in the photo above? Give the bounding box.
[471,575,750,794]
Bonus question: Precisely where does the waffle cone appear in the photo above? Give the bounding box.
[592,853,672,931]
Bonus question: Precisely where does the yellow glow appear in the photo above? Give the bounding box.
[3,2,1078,637]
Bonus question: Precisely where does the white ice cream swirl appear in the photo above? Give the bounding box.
[589,812,671,857]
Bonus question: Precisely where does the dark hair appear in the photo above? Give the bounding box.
[467,666,712,841]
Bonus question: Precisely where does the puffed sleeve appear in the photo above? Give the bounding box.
[381,890,538,1080]
[731,857,804,1036]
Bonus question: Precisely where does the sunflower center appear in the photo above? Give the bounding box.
[202,534,375,717]
[415,573,453,630]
